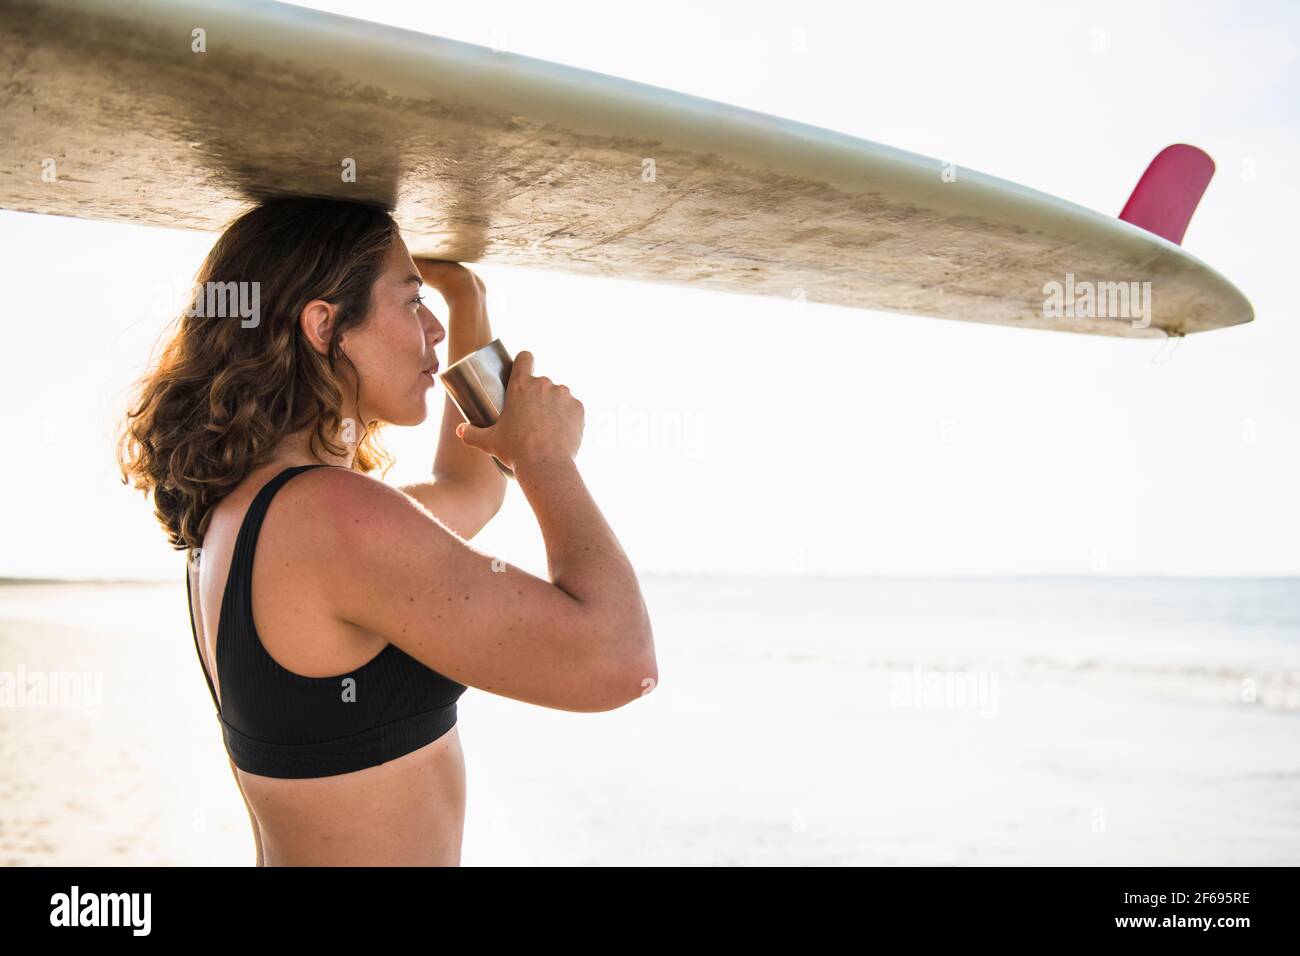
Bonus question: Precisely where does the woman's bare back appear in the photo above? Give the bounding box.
[188,461,467,866]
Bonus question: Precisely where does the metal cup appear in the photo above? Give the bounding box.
[437,338,515,479]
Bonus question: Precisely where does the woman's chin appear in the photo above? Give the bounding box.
[375,388,436,427]
[386,412,426,428]
[394,398,432,427]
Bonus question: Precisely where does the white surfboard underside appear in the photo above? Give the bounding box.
[0,0,1254,338]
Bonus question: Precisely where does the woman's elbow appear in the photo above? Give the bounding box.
[591,644,658,711]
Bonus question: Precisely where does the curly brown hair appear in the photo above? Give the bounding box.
[117,196,400,552]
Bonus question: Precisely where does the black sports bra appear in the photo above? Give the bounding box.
[185,464,467,778]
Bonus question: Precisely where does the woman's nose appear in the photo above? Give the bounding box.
[422,307,446,344]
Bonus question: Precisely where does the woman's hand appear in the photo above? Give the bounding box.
[414,258,484,303]
[455,351,584,472]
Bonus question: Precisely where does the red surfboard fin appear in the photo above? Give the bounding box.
[1118,144,1216,246]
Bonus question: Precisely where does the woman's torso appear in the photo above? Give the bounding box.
[187,461,467,866]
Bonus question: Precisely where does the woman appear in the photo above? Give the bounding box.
[117,197,657,866]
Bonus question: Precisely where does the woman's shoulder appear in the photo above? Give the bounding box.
[264,464,426,544]
[260,465,448,604]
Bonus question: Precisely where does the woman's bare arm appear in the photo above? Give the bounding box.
[398,262,506,539]
[285,465,657,711]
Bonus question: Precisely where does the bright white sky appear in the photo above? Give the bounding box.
[1,0,1296,580]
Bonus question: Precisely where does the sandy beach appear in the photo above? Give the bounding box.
[2,574,1297,866]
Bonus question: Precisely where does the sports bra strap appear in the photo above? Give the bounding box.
[186,464,333,719]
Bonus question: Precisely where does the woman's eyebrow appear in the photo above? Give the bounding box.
[401,273,423,287]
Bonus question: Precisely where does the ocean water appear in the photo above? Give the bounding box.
[1,574,1297,865]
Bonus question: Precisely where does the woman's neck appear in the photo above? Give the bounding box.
[270,419,359,470]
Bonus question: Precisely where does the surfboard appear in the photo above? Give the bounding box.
[0,0,1254,339]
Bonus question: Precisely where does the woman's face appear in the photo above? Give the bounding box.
[333,233,445,428]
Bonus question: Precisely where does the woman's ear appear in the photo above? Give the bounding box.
[299,299,337,356]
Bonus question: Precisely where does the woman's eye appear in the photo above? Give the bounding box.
[412,293,425,307]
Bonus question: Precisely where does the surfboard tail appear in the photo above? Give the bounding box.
[1119,144,1216,246]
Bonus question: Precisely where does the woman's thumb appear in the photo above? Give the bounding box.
[456,421,483,446]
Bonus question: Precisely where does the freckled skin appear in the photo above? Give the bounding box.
[186,234,656,864]
[191,467,468,866]
[187,239,467,866]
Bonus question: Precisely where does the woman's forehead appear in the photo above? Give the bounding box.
[381,238,420,282]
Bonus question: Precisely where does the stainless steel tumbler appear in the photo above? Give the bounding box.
[437,338,515,479]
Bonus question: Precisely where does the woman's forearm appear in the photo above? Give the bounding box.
[431,278,506,495]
